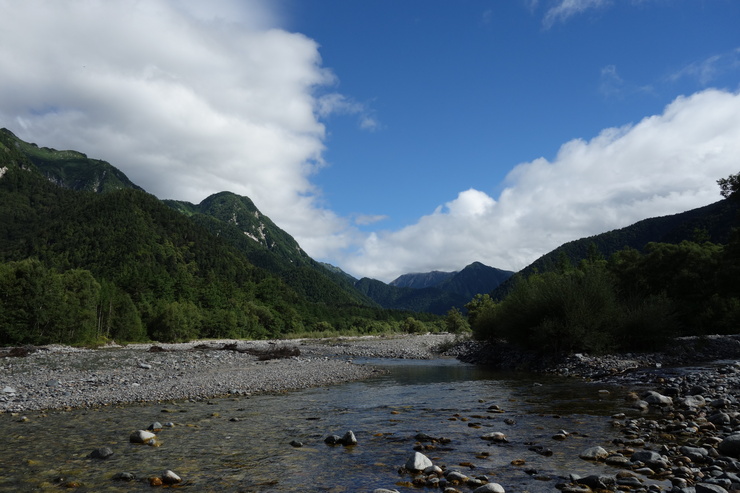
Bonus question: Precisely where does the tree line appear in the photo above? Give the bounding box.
[467,172,740,354]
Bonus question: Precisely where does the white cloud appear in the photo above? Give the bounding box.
[599,64,624,97]
[0,0,354,259]
[542,0,609,28]
[354,214,389,226]
[668,48,740,87]
[317,93,379,131]
[340,89,740,282]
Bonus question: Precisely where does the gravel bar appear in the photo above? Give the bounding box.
[0,334,456,413]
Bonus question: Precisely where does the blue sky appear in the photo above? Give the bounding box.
[291,0,740,230]
[1,0,739,281]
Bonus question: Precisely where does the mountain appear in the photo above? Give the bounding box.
[165,192,311,267]
[357,262,515,314]
[1,128,143,193]
[164,192,377,307]
[0,128,410,345]
[491,198,740,299]
[354,277,468,315]
[391,270,456,289]
[392,262,514,301]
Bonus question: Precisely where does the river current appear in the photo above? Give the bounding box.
[0,358,642,492]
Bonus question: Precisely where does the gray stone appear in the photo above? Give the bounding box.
[472,484,505,493]
[681,395,706,408]
[129,430,156,444]
[680,445,709,463]
[405,452,433,471]
[481,431,508,442]
[695,483,729,493]
[576,475,616,490]
[112,472,136,481]
[147,421,163,431]
[88,447,114,459]
[579,446,608,461]
[324,434,341,445]
[161,470,181,485]
[340,430,357,446]
[718,434,740,457]
[444,470,469,483]
[2,386,15,394]
[709,412,732,426]
[630,450,663,463]
[643,390,673,407]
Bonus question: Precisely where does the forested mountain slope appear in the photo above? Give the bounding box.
[0,129,417,345]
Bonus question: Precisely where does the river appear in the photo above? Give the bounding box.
[0,357,647,492]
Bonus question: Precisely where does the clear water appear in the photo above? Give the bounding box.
[0,358,648,492]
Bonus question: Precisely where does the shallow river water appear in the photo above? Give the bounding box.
[0,358,648,492]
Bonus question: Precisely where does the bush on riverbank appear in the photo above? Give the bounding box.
[471,234,740,354]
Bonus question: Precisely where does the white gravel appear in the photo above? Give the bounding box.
[0,334,456,413]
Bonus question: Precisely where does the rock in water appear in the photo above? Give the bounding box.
[129,430,156,443]
[161,470,181,484]
[473,484,506,493]
[340,430,357,446]
[112,472,136,481]
[481,431,508,442]
[579,446,608,461]
[324,435,341,445]
[405,452,433,471]
[88,447,114,459]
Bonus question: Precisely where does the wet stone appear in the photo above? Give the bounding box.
[88,447,114,459]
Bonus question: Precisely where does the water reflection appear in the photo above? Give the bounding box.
[0,358,638,492]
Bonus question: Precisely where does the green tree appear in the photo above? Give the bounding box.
[148,301,202,343]
[718,171,740,199]
[465,294,497,336]
[401,316,427,334]
[444,307,470,334]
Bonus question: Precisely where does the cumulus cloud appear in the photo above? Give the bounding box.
[0,0,356,258]
[340,89,740,282]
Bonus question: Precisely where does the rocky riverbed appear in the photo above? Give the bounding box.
[5,333,740,493]
[0,334,454,413]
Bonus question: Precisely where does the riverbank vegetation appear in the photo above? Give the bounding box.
[469,173,740,354]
